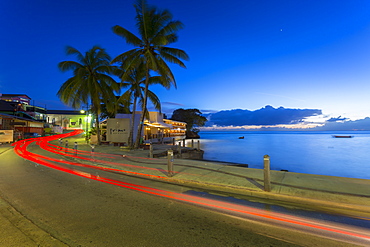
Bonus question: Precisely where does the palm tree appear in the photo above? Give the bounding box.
[100,95,131,119]
[112,0,189,148]
[57,46,118,144]
[117,63,162,148]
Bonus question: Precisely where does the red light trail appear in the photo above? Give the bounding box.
[11,130,370,245]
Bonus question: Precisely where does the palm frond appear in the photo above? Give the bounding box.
[160,47,189,62]
[156,58,176,88]
[65,46,84,62]
[147,89,161,112]
[113,25,142,46]
[58,61,83,72]
[159,51,187,68]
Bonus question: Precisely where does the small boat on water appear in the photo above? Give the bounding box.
[238,136,244,139]
[332,135,353,138]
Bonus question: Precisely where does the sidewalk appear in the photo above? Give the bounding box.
[62,137,370,218]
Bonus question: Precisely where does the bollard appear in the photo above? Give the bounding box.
[197,140,200,151]
[167,149,174,177]
[90,144,95,160]
[182,139,185,147]
[264,155,271,192]
[191,139,194,148]
[149,143,153,158]
[177,143,182,158]
[172,138,175,146]
[65,140,68,149]
[74,142,78,150]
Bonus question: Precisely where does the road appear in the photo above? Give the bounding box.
[0,133,368,246]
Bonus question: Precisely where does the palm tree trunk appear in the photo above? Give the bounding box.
[92,100,101,145]
[134,87,148,148]
[134,65,150,149]
[128,97,137,148]
[96,114,101,145]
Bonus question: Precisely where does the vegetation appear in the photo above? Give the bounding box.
[100,95,131,119]
[57,46,118,144]
[116,63,162,147]
[171,108,207,133]
[112,0,188,148]
[57,0,188,147]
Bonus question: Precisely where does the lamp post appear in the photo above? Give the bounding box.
[80,109,89,143]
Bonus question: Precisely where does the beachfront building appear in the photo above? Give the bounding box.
[104,111,186,144]
[163,118,187,138]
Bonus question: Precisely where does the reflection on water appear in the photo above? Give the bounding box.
[196,131,370,179]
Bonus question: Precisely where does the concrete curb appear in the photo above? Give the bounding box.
[164,179,370,216]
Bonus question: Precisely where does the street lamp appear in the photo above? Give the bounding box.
[80,109,88,142]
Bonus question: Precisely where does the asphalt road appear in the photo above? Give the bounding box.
[0,143,361,247]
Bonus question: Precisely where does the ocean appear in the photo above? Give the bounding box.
[196,131,370,180]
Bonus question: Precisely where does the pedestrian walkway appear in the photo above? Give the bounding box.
[57,136,370,218]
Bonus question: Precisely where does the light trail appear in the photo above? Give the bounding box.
[12,131,370,245]
[39,135,206,178]
[39,141,162,172]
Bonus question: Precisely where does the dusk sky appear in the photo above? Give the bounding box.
[1,0,370,126]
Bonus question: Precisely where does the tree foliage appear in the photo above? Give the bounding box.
[57,46,118,144]
[171,108,207,132]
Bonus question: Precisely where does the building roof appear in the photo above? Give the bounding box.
[47,110,85,115]
[0,112,41,123]
[0,94,31,99]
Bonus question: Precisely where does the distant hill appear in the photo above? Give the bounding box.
[204,105,322,127]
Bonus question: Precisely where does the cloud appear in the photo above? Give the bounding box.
[317,117,370,131]
[154,102,186,116]
[326,116,349,122]
[200,109,219,115]
[206,105,322,126]
[162,102,185,106]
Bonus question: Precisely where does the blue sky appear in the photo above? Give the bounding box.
[1,0,370,125]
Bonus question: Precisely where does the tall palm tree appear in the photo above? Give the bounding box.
[118,63,162,148]
[57,46,118,144]
[112,0,189,148]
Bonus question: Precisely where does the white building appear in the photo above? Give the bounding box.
[104,111,186,144]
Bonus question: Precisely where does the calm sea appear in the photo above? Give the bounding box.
[196,131,370,179]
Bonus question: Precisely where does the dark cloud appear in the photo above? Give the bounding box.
[199,109,219,118]
[206,105,322,126]
[326,116,349,122]
[317,117,370,131]
[148,102,186,116]
[162,102,185,106]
